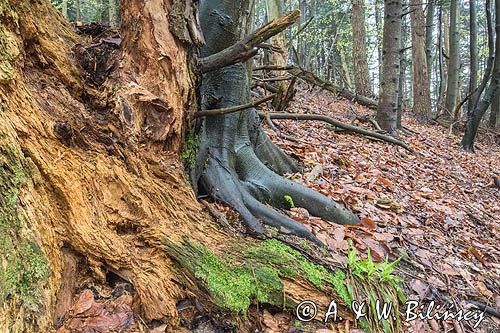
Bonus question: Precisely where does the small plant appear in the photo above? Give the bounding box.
[345,241,406,332]
[284,195,295,208]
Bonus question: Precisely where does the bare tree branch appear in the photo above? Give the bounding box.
[199,10,301,73]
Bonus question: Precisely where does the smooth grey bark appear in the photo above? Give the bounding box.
[444,0,460,118]
[462,0,500,151]
[377,0,402,135]
[375,0,383,89]
[467,0,478,113]
[472,0,494,112]
[490,91,500,128]
[196,0,360,245]
[425,0,435,80]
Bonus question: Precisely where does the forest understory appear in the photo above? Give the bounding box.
[2,0,500,332]
[51,70,500,333]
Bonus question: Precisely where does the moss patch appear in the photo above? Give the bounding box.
[164,238,352,312]
[0,145,49,312]
[181,130,199,168]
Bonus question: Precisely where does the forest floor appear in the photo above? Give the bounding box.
[258,85,500,332]
[54,84,499,333]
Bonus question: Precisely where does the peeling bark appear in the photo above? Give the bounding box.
[0,0,360,331]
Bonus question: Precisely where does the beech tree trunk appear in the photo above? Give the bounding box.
[377,0,402,136]
[444,0,460,119]
[410,0,431,119]
[0,0,363,332]
[351,0,372,97]
[468,0,478,113]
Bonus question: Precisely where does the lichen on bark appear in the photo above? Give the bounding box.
[0,142,50,316]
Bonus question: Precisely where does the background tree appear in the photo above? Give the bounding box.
[410,0,431,119]
[377,0,402,135]
[462,0,500,150]
[444,0,460,118]
[351,0,372,96]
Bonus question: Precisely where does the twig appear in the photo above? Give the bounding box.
[194,94,276,118]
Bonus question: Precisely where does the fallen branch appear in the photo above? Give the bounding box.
[194,94,275,118]
[199,11,300,73]
[288,67,378,109]
[253,76,293,82]
[259,112,414,152]
[264,114,299,142]
[253,65,295,71]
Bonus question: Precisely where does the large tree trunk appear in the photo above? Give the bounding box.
[377,0,402,135]
[351,0,372,97]
[410,0,431,119]
[444,0,460,119]
[0,0,360,331]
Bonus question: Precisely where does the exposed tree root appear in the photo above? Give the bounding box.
[197,2,360,247]
[260,112,414,152]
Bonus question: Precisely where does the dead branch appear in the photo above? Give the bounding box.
[259,112,414,152]
[253,65,295,71]
[199,10,300,73]
[264,114,298,142]
[253,76,293,82]
[194,94,276,118]
[287,67,379,109]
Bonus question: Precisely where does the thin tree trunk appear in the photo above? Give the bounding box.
[265,0,290,110]
[462,0,500,150]
[468,0,478,113]
[490,91,500,128]
[444,0,460,119]
[109,0,118,28]
[375,0,383,90]
[76,0,81,21]
[62,0,68,18]
[351,0,372,96]
[437,6,447,113]
[377,0,402,136]
[410,0,432,119]
[425,0,435,80]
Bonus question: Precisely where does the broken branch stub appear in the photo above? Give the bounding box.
[199,10,301,73]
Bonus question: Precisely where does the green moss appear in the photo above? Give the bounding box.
[181,130,199,168]
[0,145,49,312]
[164,239,284,312]
[165,238,353,313]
